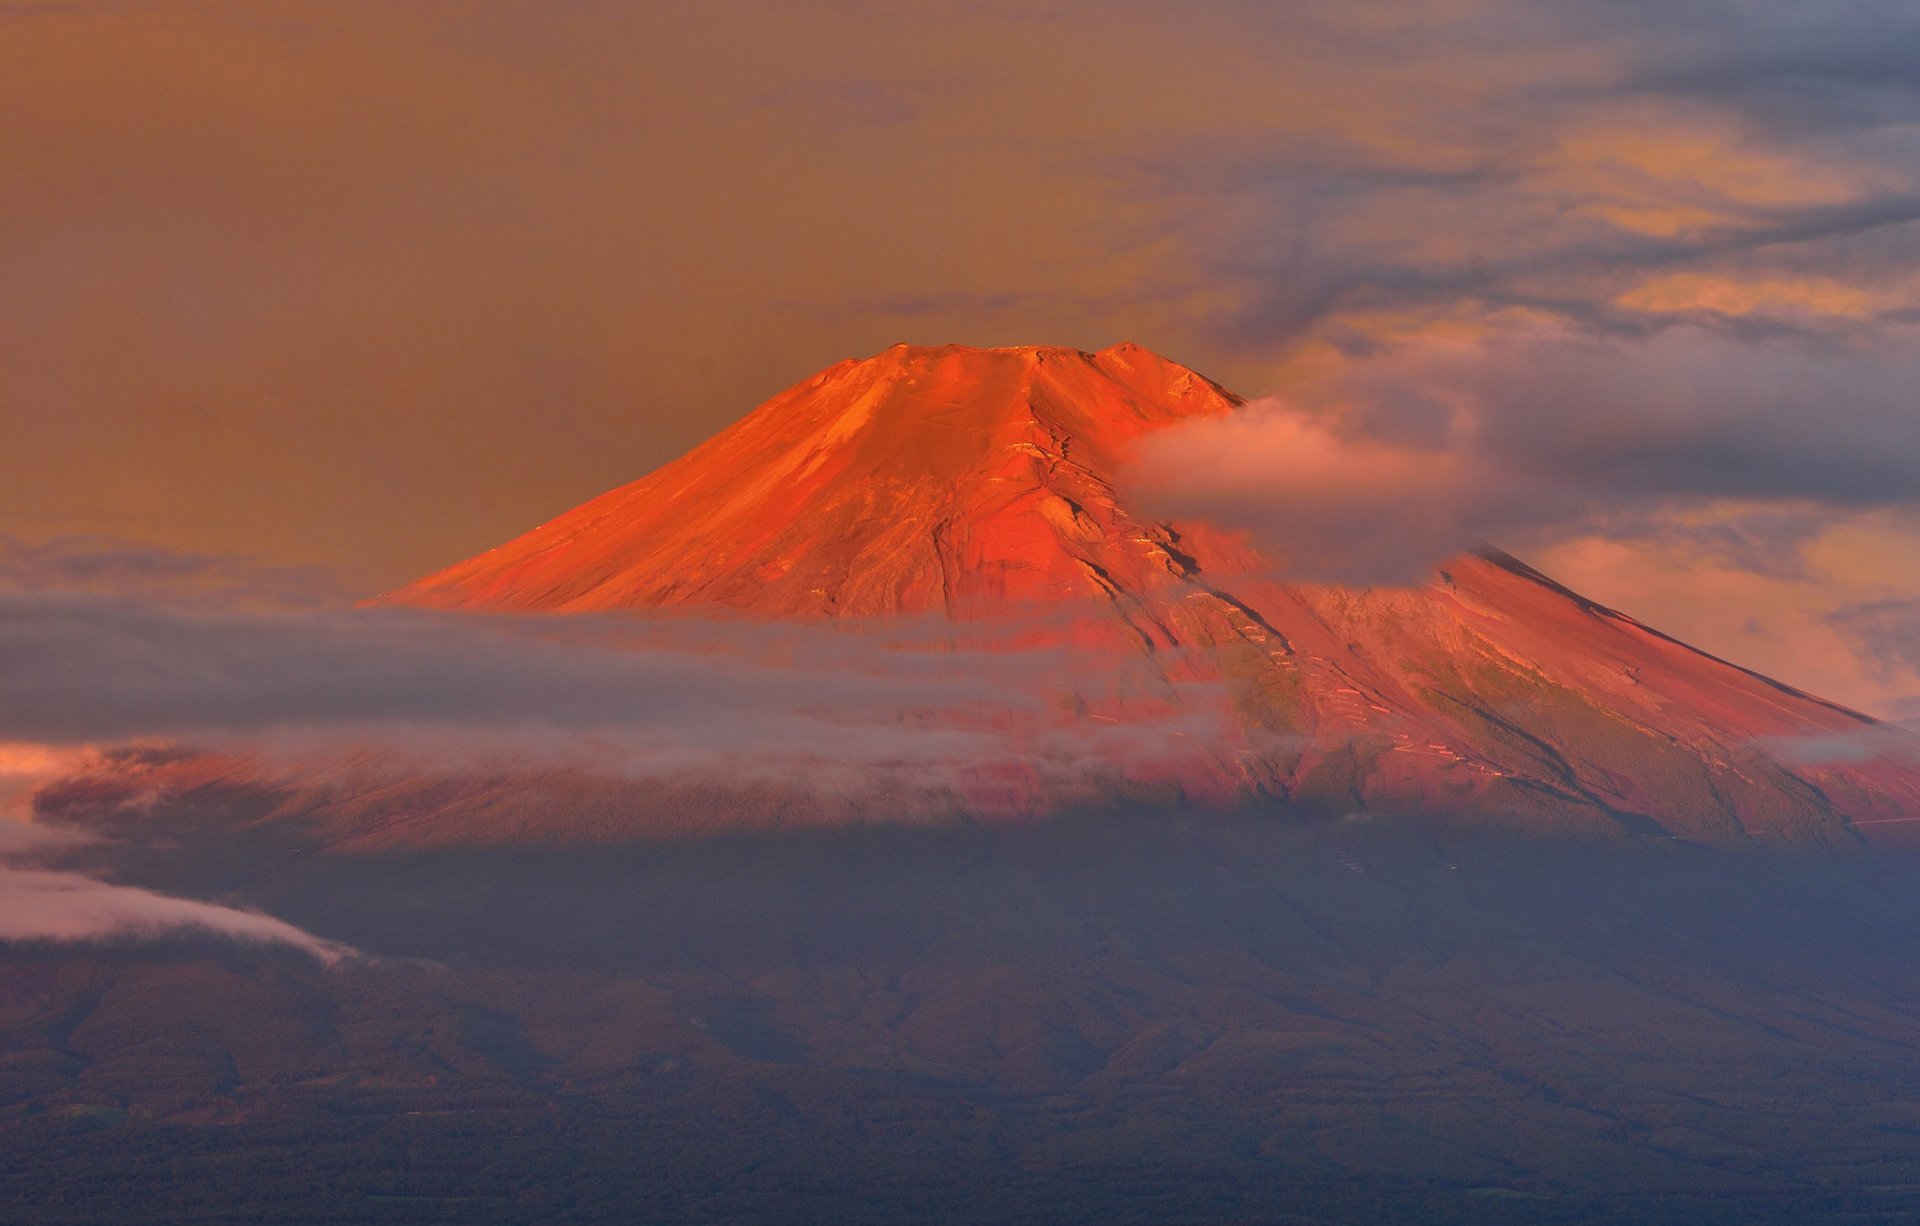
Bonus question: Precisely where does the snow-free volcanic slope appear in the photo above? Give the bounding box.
[396,342,1238,618]
[388,343,1920,847]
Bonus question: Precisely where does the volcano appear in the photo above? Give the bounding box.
[27,345,1920,1221]
[375,343,1920,848]
[394,343,1242,618]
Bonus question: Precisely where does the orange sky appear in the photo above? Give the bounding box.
[7,1,1920,715]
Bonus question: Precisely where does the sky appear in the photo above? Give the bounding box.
[7,0,1920,715]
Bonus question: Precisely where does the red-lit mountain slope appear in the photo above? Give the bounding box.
[393,342,1237,618]
[381,343,1920,848]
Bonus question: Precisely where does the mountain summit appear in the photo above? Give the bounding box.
[387,343,1920,847]
[393,343,1238,617]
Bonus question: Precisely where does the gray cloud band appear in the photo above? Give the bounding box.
[0,590,1233,798]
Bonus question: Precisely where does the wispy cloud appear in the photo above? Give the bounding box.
[0,739,353,962]
[0,534,341,606]
[1830,597,1920,681]
[0,863,353,964]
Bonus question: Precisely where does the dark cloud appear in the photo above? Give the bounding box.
[0,595,997,741]
[1193,149,1920,348]
[1337,328,1920,505]
[1130,0,1920,582]
[1618,1,1920,134]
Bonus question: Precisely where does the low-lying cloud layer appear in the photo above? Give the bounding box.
[0,864,353,965]
[0,741,355,962]
[0,570,1244,821]
[0,556,1235,954]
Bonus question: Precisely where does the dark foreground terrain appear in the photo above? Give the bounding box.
[7,814,1920,1223]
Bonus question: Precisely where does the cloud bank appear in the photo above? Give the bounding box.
[0,580,1237,815]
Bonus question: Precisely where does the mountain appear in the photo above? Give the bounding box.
[379,342,1920,849]
[393,342,1237,618]
[20,346,1920,1225]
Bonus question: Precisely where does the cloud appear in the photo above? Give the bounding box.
[1128,396,1512,585]
[0,739,354,963]
[1115,1,1920,591]
[0,742,107,822]
[0,592,1025,742]
[1158,2,1920,345]
[0,534,341,607]
[0,589,1236,808]
[1757,729,1910,767]
[1132,322,1920,583]
[1829,597,1920,681]
[0,864,353,964]
[1355,328,1920,509]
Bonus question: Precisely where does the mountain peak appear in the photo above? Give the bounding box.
[832,341,1239,434]
[390,342,1239,618]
